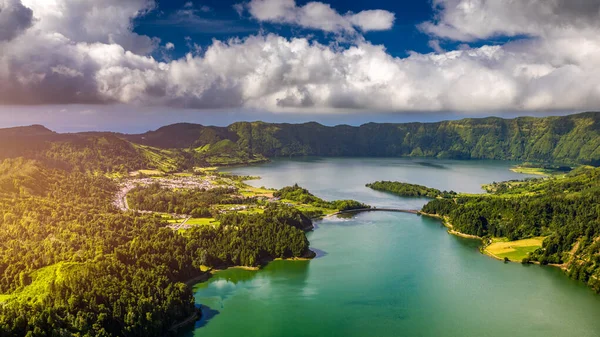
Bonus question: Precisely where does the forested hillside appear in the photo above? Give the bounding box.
[0,126,149,173]
[124,111,600,165]
[421,167,600,292]
[3,111,600,170]
[123,123,267,167]
[0,158,314,336]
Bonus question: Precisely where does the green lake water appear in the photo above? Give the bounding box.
[180,158,600,337]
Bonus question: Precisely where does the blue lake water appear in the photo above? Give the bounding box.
[181,158,600,337]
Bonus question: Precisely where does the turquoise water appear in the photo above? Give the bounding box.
[181,158,600,337]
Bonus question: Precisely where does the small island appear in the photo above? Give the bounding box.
[366,181,456,198]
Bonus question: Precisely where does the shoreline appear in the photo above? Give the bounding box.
[482,247,566,269]
[184,272,212,286]
[509,167,549,176]
[190,249,317,281]
[166,273,214,332]
[171,251,316,333]
[169,310,201,333]
[418,212,483,240]
[175,206,573,333]
[210,265,260,273]
[420,212,568,269]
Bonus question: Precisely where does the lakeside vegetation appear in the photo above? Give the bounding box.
[273,184,369,217]
[510,163,573,176]
[366,181,456,198]
[125,176,356,223]
[0,156,357,336]
[484,237,546,261]
[0,159,201,336]
[420,166,600,292]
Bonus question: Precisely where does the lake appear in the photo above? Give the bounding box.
[180,158,600,337]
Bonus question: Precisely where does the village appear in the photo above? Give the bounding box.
[111,170,278,230]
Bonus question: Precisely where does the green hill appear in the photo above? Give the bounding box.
[2,112,600,171]
[0,127,149,173]
[124,111,600,166]
[0,158,50,195]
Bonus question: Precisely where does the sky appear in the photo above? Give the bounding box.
[0,0,599,132]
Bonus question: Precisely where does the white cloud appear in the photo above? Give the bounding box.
[1,0,600,113]
[427,39,444,53]
[349,10,395,32]
[420,0,600,42]
[165,42,175,50]
[20,0,158,54]
[243,0,395,34]
[233,3,245,17]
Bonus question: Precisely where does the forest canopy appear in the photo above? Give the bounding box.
[366,181,456,198]
[420,167,600,292]
[0,158,315,336]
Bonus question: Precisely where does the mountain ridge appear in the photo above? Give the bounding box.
[1,111,599,168]
[122,111,600,165]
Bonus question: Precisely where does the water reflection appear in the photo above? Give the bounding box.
[310,247,328,258]
[190,259,312,327]
[179,305,220,336]
[415,161,447,169]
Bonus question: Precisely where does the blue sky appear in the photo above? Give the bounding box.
[135,0,435,59]
[0,0,599,132]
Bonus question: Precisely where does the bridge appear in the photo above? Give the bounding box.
[323,207,420,218]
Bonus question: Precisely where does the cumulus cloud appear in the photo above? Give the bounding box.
[427,39,444,53]
[0,0,33,41]
[1,0,600,113]
[420,0,600,41]
[243,0,395,33]
[349,10,395,32]
[21,0,158,54]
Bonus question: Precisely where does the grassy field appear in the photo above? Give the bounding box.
[510,166,553,176]
[240,185,275,198]
[0,262,82,304]
[282,200,338,217]
[194,166,218,173]
[186,218,220,226]
[510,164,572,177]
[485,237,545,261]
